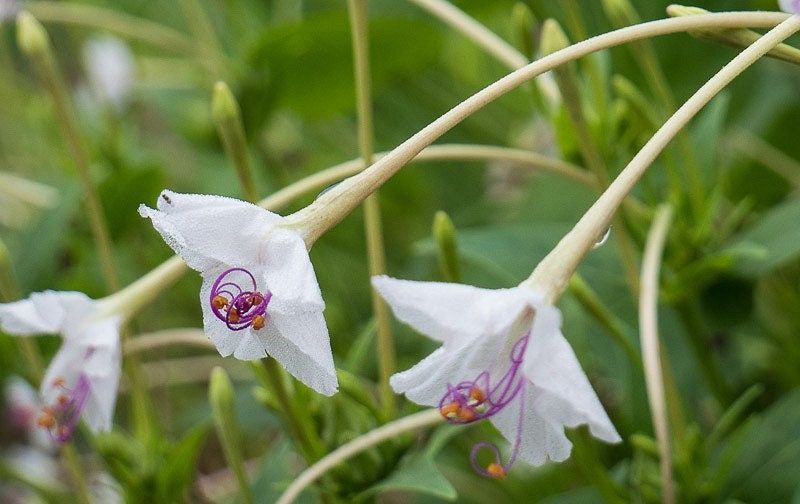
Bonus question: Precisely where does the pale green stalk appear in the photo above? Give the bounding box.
[212,81,258,203]
[288,12,794,246]
[603,0,705,216]
[727,129,800,189]
[568,274,640,369]
[406,0,528,69]
[561,0,610,117]
[540,19,640,295]
[433,211,461,282]
[276,409,442,504]
[639,205,675,504]
[210,367,253,504]
[347,0,396,417]
[179,0,226,77]
[668,5,800,65]
[27,1,194,53]
[17,12,119,292]
[526,14,800,300]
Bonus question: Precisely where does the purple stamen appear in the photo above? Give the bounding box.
[439,333,530,478]
[38,374,91,443]
[209,267,272,331]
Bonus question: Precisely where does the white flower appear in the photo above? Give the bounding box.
[4,376,55,450]
[138,190,338,396]
[82,36,135,109]
[780,0,800,13]
[0,0,19,23]
[0,291,122,440]
[372,275,620,477]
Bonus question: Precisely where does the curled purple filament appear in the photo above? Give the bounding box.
[438,333,529,479]
[210,267,272,331]
[36,374,91,443]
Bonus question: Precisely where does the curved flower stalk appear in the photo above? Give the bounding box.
[0,291,122,442]
[138,190,338,396]
[372,276,620,477]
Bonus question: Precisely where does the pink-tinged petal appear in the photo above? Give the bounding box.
[260,228,324,313]
[779,0,800,14]
[522,305,621,443]
[372,276,538,345]
[389,326,513,405]
[138,190,281,272]
[41,322,121,433]
[488,386,574,466]
[0,291,92,336]
[261,310,338,396]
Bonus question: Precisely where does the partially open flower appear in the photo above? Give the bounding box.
[0,291,122,442]
[373,276,620,476]
[139,190,338,396]
[779,0,800,14]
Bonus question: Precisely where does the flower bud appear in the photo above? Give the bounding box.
[539,18,570,56]
[16,11,50,57]
[211,81,241,124]
[433,211,460,283]
[601,0,640,28]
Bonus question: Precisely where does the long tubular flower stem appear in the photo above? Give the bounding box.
[406,0,528,70]
[17,12,120,293]
[275,409,443,504]
[639,205,676,504]
[260,359,326,462]
[287,11,793,246]
[347,0,396,419]
[27,1,195,53]
[526,14,800,303]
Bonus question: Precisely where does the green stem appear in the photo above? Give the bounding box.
[27,1,195,53]
[212,82,258,203]
[568,274,641,369]
[676,301,731,406]
[60,445,92,504]
[347,0,396,417]
[19,15,119,293]
[260,360,326,461]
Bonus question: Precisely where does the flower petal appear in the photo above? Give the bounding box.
[138,190,281,271]
[522,305,621,443]
[389,326,512,405]
[373,276,538,345]
[0,291,92,336]
[41,320,121,432]
[260,310,338,396]
[489,385,574,466]
[779,0,800,14]
[260,228,324,312]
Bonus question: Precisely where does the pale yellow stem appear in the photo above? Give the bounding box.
[287,11,792,246]
[275,409,442,504]
[526,15,800,301]
[124,329,213,355]
[639,205,675,504]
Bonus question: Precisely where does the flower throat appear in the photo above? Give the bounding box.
[210,267,272,331]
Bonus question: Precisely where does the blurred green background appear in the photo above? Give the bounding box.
[1,0,800,502]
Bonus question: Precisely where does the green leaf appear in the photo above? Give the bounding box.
[726,198,800,277]
[155,423,210,503]
[359,451,457,501]
[717,389,800,502]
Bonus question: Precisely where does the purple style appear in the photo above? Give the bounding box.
[37,374,91,443]
[438,333,529,479]
[209,267,272,331]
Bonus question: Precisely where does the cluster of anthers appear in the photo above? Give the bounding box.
[438,334,529,479]
[36,375,90,443]
[210,267,272,331]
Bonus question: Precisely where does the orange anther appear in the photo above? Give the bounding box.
[57,394,69,406]
[469,387,486,402]
[52,377,66,388]
[486,463,506,479]
[212,295,228,309]
[439,402,459,418]
[252,315,266,330]
[228,308,240,323]
[457,407,476,422]
[37,412,55,429]
[251,294,263,305]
